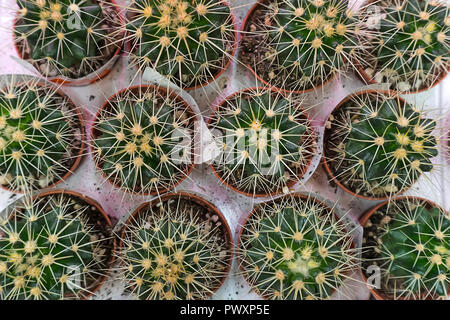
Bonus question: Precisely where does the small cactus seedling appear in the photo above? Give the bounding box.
[0,191,114,300]
[14,0,123,81]
[92,85,196,195]
[0,78,84,193]
[209,88,316,197]
[118,192,232,300]
[239,193,356,300]
[324,90,438,199]
[125,0,237,89]
[240,0,366,92]
[361,0,449,92]
[362,197,449,300]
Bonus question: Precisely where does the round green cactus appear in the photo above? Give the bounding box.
[362,197,449,299]
[239,193,356,300]
[14,0,122,79]
[324,91,438,198]
[362,0,449,92]
[240,0,364,92]
[209,88,316,196]
[126,0,236,89]
[0,79,83,193]
[0,191,114,300]
[92,85,195,195]
[118,193,232,300]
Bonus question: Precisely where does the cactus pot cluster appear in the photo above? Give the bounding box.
[359,0,450,93]
[240,0,364,93]
[361,196,449,300]
[208,87,316,197]
[0,190,115,300]
[13,0,124,85]
[125,0,237,90]
[238,193,356,300]
[91,85,196,196]
[0,78,84,193]
[117,192,233,300]
[323,90,438,200]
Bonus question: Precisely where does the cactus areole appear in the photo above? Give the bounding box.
[361,197,450,300]
[323,90,438,200]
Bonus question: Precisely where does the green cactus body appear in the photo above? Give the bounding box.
[0,192,113,300]
[0,80,83,192]
[362,198,449,299]
[240,0,363,91]
[239,194,355,300]
[127,0,236,89]
[324,91,438,198]
[210,89,315,196]
[365,0,449,92]
[119,194,231,300]
[93,86,194,195]
[14,0,121,78]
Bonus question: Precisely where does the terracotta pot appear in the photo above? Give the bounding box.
[322,89,414,201]
[130,0,238,91]
[355,0,450,94]
[240,0,337,95]
[90,85,196,196]
[359,196,449,300]
[3,189,116,300]
[13,0,125,86]
[0,81,85,194]
[237,192,356,300]
[119,191,234,299]
[208,87,316,198]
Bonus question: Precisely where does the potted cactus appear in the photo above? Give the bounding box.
[359,0,449,93]
[0,77,84,193]
[323,90,438,200]
[361,196,449,300]
[13,0,124,85]
[125,0,237,90]
[240,0,365,93]
[208,87,316,197]
[0,190,115,300]
[91,85,196,196]
[238,193,357,300]
[117,192,233,300]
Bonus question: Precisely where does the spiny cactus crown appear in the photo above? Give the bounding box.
[363,198,449,299]
[325,91,438,198]
[93,86,194,195]
[0,193,110,300]
[127,0,236,89]
[239,194,356,300]
[15,0,120,78]
[241,0,363,91]
[364,0,450,92]
[210,89,315,196]
[119,195,231,300]
[0,80,82,193]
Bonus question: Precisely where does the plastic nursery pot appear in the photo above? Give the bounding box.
[240,0,337,95]
[237,192,356,300]
[355,0,450,95]
[208,87,316,198]
[359,196,449,300]
[129,0,238,91]
[322,89,414,201]
[0,80,85,194]
[2,189,116,300]
[12,0,125,86]
[119,191,234,299]
[90,85,196,196]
